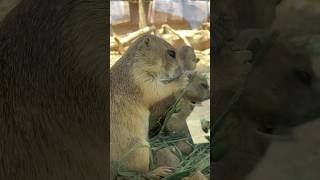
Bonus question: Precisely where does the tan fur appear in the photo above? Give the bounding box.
[150,72,209,163]
[177,46,200,71]
[110,34,188,179]
[154,147,180,168]
[175,140,193,155]
[148,49,209,179]
[148,45,200,136]
[182,170,208,180]
[154,148,208,180]
[150,72,210,136]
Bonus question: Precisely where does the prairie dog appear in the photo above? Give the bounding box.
[150,50,209,180]
[148,44,202,134]
[177,46,200,71]
[154,148,208,180]
[213,35,320,180]
[154,147,180,168]
[0,0,108,179]
[110,34,189,179]
[148,73,210,180]
[149,72,210,138]
[166,73,210,134]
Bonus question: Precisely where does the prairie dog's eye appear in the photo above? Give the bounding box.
[295,70,312,86]
[167,50,176,59]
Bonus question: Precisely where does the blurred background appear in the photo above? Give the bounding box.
[0,0,20,21]
[110,0,210,75]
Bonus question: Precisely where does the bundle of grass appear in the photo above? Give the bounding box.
[150,136,210,179]
[115,134,209,179]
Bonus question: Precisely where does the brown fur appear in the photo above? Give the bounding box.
[148,48,209,180]
[154,147,180,168]
[213,0,282,50]
[149,73,210,180]
[213,42,253,121]
[153,147,208,180]
[213,34,320,180]
[148,45,200,136]
[149,72,210,139]
[177,46,200,71]
[110,34,189,179]
[0,0,108,179]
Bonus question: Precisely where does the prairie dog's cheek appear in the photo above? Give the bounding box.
[163,61,178,77]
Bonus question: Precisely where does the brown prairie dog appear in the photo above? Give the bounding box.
[177,45,200,71]
[149,72,210,138]
[166,73,210,133]
[110,34,189,179]
[150,47,209,180]
[154,148,208,180]
[148,44,203,137]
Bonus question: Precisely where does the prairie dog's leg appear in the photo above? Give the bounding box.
[144,166,175,180]
[121,141,150,173]
[119,141,174,179]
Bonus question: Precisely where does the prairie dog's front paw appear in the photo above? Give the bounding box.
[144,166,175,179]
[177,72,191,89]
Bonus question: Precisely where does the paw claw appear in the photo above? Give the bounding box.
[145,166,175,179]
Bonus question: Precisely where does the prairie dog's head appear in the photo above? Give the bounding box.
[177,46,200,71]
[132,34,184,84]
[241,38,320,137]
[183,72,210,103]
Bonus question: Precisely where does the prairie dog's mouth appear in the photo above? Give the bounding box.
[254,126,293,140]
[159,73,182,84]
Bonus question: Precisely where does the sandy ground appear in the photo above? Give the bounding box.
[187,99,210,144]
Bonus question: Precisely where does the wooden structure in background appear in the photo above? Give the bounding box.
[111,0,209,35]
[127,0,150,27]
[138,0,147,28]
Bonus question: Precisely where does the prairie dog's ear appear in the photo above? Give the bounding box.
[231,29,276,53]
[181,46,194,56]
[143,36,151,48]
[136,35,152,50]
[178,45,196,60]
